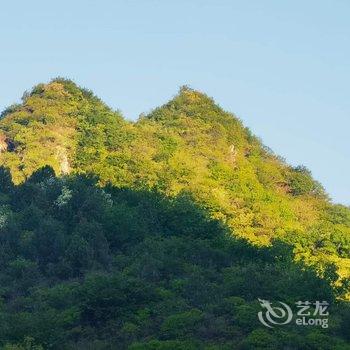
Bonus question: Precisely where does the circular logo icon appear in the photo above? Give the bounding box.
[258,298,293,328]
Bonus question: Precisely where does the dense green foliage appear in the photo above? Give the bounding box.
[0,168,349,349]
[1,80,349,275]
[0,79,350,348]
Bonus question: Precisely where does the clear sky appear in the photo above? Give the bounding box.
[0,1,349,205]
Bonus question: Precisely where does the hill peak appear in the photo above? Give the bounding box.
[144,85,237,126]
[0,79,123,183]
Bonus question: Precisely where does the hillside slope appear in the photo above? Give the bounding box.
[0,170,349,349]
[0,79,350,349]
[1,79,349,276]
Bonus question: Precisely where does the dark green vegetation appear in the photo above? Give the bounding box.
[0,79,349,349]
[0,169,349,349]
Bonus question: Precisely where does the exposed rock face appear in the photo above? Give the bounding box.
[0,133,16,153]
[0,133,8,152]
[56,147,70,174]
[229,144,237,162]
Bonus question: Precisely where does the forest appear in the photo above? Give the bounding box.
[0,79,349,349]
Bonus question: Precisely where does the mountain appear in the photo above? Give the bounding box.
[0,79,349,349]
[1,79,349,269]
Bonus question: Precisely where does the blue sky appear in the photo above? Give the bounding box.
[0,1,349,205]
